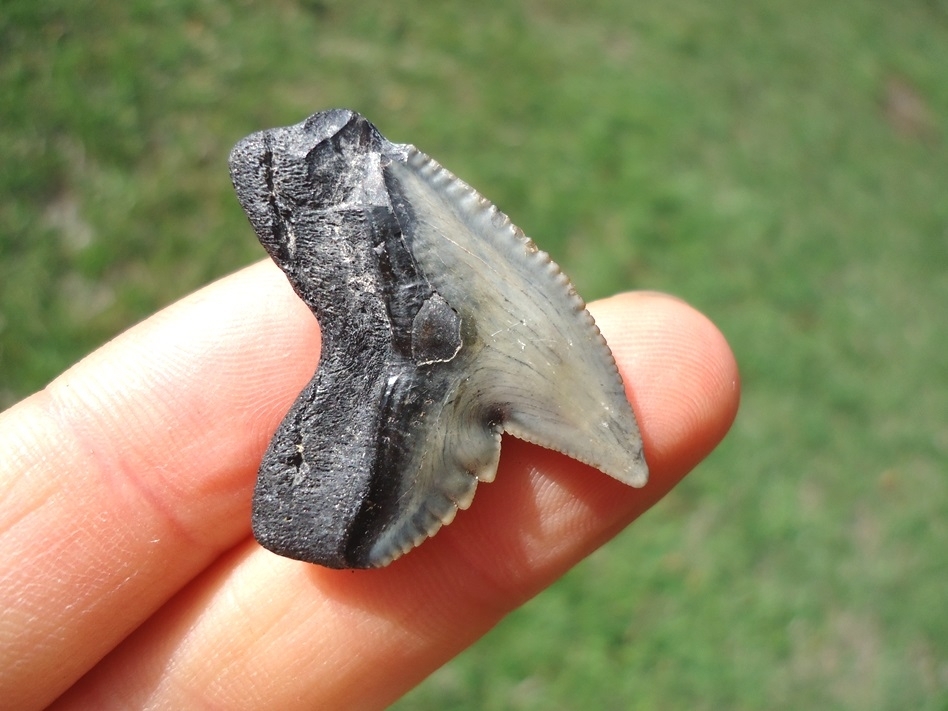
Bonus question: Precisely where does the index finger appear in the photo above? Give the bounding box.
[0,260,738,710]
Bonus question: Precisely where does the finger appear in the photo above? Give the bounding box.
[54,291,739,711]
[0,261,319,709]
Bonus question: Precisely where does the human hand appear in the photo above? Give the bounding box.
[0,260,739,710]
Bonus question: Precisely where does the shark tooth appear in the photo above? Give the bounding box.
[229,109,648,569]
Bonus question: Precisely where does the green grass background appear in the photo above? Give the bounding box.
[2,1,946,708]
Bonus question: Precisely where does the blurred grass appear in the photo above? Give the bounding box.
[2,0,947,708]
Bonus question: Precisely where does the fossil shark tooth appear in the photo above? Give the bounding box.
[229,109,648,569]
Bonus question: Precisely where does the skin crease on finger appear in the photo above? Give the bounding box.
[0,261,738,710]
